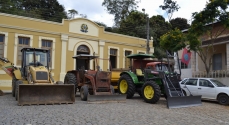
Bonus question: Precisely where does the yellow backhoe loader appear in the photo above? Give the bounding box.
[0,48,75,105]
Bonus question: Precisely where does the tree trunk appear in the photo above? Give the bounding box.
[206,67,210,77]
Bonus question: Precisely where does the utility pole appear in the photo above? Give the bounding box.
[146,17,150,54]
[142,8,150,54]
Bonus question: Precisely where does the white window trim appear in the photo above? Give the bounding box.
[39,36,56,69]
[123,48,133,68]
[14,33,33,67]
[0,31,8,74]
[108,46,119,69]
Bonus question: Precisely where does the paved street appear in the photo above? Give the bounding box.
[0,93,229,125]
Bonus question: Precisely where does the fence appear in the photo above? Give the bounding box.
[192,70,229,78]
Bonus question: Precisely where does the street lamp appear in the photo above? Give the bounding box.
[142,8,150,54]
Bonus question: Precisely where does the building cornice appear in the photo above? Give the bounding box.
[0,23,144,48]
[104,31,146,41]
[202,35,229,46]
[0,13,146,41]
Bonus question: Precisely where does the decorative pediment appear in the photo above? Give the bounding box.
[69,18,99,37]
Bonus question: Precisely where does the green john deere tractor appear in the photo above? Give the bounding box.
[118,53,202,108]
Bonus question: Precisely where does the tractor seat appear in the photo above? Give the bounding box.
[136,69,144,76]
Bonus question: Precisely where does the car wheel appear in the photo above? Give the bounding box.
[217,94,229,105]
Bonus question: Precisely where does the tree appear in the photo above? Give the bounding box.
[94,21,107,27]
[170,17,190,30]
[23,0,68,22]
[159,0,180,21]
[0,0,68,23]
[114,11,172,57]
[118,10,148,38]
[68,9,78,19]
[187,0,229,77]
[150,15,171,59]
[79,14,87,18]
[0,0,24,15]
[102,0,140,27]
[159,0,229,77]
[160,28,186,52]
[94,21,117,32]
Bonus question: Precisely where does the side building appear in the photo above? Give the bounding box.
[174,22,229,86]
[0,13,153,92]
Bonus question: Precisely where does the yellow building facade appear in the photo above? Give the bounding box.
[0,13,153,92]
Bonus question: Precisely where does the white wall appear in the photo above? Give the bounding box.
[215,78,229,86]
[180,69,192,79]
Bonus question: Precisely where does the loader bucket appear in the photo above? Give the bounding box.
[87,94,126,103]
[167,95,202,109]
[18,84,75,106]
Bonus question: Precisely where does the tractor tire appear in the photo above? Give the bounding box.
[80,85,88,101]
[15,80,23,101]
[12,77,16,97]
[88,89,93,95]
[217,94,229,105]
[141,81,161,104]
[118,74,136,99]
[64,73,77,93]
[56,81,64,84]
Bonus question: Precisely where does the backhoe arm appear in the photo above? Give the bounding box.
[0,57,18,77]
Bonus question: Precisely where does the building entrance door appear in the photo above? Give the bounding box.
[76,45,90,70]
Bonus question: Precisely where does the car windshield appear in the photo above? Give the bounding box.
[156,64,168,71]
[210,79,227,87]
[180,79,187,84]
[25,50,48,67]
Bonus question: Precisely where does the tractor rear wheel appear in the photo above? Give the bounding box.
[141,81,161,104]
[118,74,136,99]
[15,80,23,101]
[56,81,64,84]
[64,73,77,93]
[80,85,88,101]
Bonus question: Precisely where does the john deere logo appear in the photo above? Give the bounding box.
[81,24,88,33]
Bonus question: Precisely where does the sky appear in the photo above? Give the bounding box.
[57,0,208,27]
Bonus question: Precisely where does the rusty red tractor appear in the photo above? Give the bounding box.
[64,54,125,102]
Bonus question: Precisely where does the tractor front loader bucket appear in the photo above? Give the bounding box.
[159,71,202,109]
[87,94,126,103]
[167,95,202,109]
[18,84,75,106]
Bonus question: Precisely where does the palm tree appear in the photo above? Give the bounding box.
[68,9,78,19]
[80,14,87,18]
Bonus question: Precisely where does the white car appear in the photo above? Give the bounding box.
[179,78,229,105]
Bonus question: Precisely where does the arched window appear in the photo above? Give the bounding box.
[77,45,89,53]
